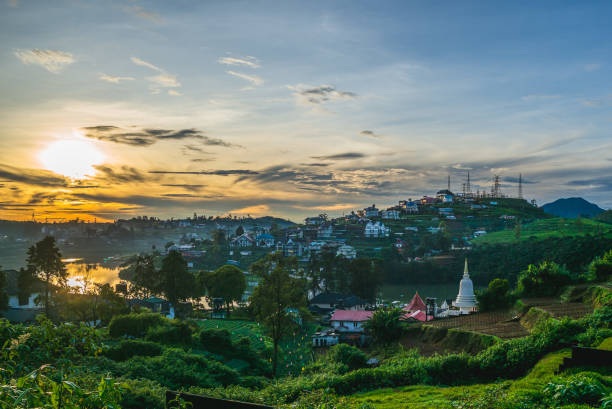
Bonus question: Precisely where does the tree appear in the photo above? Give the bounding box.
[0,268,8,312]
[517,261,573,297]
[203,264,246,314]
[250,266,306,377]
[476,278,513,311]
[364,307,405,345]
[235,225,244,237]
[250,252,297,277]
[130,255,159,298]
[514,221,522,242]
[158,250,196,308]
[26,236,67,316]
[588,250,612,282]
[348,258,382,302]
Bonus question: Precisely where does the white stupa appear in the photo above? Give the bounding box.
[453,258,477,314]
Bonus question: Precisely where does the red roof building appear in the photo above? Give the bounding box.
[330,310,373,322]
[404,292,426,312]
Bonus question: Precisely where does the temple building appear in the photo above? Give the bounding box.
[453,258,477,314]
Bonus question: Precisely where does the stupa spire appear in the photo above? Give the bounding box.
[464,258,469,277]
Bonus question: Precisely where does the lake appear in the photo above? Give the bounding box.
[65,262,123,293]
[381,282,484,304]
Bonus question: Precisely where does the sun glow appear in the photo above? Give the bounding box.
[39,138,105,179]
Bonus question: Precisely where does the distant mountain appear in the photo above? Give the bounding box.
[541,197,605,218]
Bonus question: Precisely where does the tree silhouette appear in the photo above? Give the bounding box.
[26,236,67,316]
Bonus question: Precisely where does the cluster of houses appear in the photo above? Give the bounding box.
[311,259,478,347]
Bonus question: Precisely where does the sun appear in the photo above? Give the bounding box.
[39,138,105,179]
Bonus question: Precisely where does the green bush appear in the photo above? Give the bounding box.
[200,328,232,352]
[104,339,162,361]
[517,261,573,297]
[146,321,193,345]
[108,313,165,338]
[327,344,368,371]
[543,373,606,406]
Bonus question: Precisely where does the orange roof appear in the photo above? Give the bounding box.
[404,292,426,312]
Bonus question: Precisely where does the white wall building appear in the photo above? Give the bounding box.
[364,221,390,238]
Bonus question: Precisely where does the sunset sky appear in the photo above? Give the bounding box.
[1,0,611,222]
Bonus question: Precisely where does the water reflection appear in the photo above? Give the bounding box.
[65,262,122,293]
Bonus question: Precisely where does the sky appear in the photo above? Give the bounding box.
[1,0,611,222]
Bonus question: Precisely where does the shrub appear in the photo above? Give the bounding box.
[146,321,193,345]
[517,261,573,297]
[543,373,606,406]
[327,344,368,371]
[199,328,232,353]
[363,307,406,345]
[108,313,165,338]
[104,339,162,361]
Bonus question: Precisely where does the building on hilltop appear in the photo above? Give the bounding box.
[364,204,380,218]
[453,259,477,314]
[364,221,390,238]
[336,244,357,259]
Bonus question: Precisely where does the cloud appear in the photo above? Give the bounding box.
[131,57,163,72]
[131,57,181,92]
[81,125,237,148]
[521,94,561,101]
[93,165,156,184]
[230,204,270,216]
[168,89,182,96]
[99,73,134,83]
[300,163,330,167]
[149,169,258,176]
[218,56,259,68]
[226,71,263,86]
[0,164,69,187]
[566,176,612,192]
[584,63,601,72]
[289,84,357,105]
[161,184,206,191]
[124,5,163,23]
[7,0,19,7]
[359,130,379,138]
[580,99,602,107]
[503,176,537,184]
[311,152,366,160]
[14,49,75,73]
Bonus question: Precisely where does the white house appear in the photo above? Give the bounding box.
[364,204,380,218]
[230,233,254,247]
[336,244,357,259]
[255,233,275,247]
[312,328,339,347]
[364,221,390,238]
[381,209,400,220]
[317,223,333,239]
[330,310,373,333]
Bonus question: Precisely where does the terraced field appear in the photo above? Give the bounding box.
[428,310,528,339]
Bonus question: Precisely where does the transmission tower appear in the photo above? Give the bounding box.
[491,175,501,198]
[447,175,451,192]
[518,173,523,199]
[466,172,472,197]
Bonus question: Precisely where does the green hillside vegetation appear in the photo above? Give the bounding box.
[472,217,612,246]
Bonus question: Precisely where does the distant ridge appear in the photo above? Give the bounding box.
[541,197,604,218]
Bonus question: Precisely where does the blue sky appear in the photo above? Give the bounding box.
[0,0,611,221]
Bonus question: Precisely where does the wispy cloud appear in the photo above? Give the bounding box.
[124,5,163,24]
[0,164,69,187]
[311,152,366,160]
[521,94,561,101]
[81,125,239,148]
[14,49,75,73]
[131,57,181,94]
[99,73,134,83]
[289,84,357,105]
[359,130,379,138]
[584,63,601,72]
[218,56,260,68]
[7,0,19,8]
[226,70,263,86]
[149,169,258,176]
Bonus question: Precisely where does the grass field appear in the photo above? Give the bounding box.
[472,217,612,246]
[196,319,315,376]
[348,349,572,408]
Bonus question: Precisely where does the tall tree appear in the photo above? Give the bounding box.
[158,250,195,307]
[250,266,306,377]
[130,254,159,298]
[204,264,246,313]
[0,268,8,312]
[348,258,382,302]
[26,236,67,316]
[235,225,245,237]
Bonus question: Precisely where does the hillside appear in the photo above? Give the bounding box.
[542,197,604,218]
[471,217,612,246]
